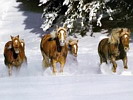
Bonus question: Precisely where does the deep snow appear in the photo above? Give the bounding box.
[0,0,133,100]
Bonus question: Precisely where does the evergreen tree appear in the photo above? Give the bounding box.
[39,0,133,36]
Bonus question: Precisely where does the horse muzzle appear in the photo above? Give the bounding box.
[124,47,129,52]
[14,48,19,54]
[59,40,65,46]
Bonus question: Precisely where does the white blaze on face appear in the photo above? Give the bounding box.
[73,45,77,53]
[21,42,24,47]
[60,30,65,41]
[124,34,128,38]
[15,40,18,44]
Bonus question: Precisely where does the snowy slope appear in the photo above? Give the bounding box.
[0,0,133,100]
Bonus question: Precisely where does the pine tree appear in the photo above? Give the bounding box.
[39,0,133,36]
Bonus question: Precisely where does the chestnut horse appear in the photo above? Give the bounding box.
[4,35,27,76]
[98,28,130,72]
[40,26,68,74]
[68,39,78,57]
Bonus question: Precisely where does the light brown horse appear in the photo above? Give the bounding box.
[98,28,130,72]
[68,39,78,57]
[40,26,68,74]
[4,35,27,76]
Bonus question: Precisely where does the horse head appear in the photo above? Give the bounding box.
[11,35,21,53]
[56,26,67,46]
[119,28,130,52]
[68,40,78,57]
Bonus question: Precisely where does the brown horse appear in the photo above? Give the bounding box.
[40,26,68,74]
[68,39,78,57]
[98,28,130,72]
[4,35,27,76]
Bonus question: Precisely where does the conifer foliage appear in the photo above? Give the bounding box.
[26,0,133,36]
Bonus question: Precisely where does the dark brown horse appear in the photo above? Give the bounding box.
[40,26,68,74]
[98,28,130,72]
[4,35,27,76]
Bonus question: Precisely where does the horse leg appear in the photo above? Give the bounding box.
[42,52,50,68]
[111,57,117,72]
[100,57,102,65]
[60,63,65,73]
[122,56,128,69]
[51,59,57,74]
[8,65,12,76]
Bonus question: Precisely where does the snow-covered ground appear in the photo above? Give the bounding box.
[0,0,133,100]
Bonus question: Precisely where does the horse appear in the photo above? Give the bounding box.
[68,39,78,57]
[98,28,130,72]
[40,26,68,74]
[4,35,27,76]
[66,39,79,68]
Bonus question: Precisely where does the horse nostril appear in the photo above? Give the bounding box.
[124,47,129,51]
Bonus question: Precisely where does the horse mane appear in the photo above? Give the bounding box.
[50,27,67,39]
[50,30,56,39]
[120,28,131,37]
[108,28,131,44]
[108,28,123,44]
[68,38,78,45]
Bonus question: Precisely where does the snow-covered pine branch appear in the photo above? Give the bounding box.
[39,0,133,36]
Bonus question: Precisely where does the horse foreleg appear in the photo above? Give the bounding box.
[60,63,65,73]
[122,56,128,69]
[51,59,57,74]
[8,65,12,76]
[111,57,117,72]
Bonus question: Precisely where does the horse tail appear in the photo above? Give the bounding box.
[98,38,109,64]
[40,38,51,68]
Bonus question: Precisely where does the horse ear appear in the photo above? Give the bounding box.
[64,24,68,30]
[119,28,123,37]
[120,28,123,33]
[68,40,72,45]
[56,25,59,30]
[128,28,131,33]
[17,35,19,38]
[10,35,13,40]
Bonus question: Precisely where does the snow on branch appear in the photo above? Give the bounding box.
[40,0,114,35]
[39,0,49,6]
[41,12,57,31]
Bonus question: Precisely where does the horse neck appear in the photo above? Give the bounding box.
[55,37,64,52]
[119,38,125,52]
[11,47,19,59]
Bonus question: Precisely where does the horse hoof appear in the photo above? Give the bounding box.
[112,68,116,73]
[52,71,57,75]
[124,66,128,69]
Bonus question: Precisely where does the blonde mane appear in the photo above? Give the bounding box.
[108,28,130,44]
[108,28,121,44]
[50,27,67,39]
[50,30,56,39]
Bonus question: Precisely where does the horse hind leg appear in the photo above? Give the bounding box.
[42,52,51,68]
[8,64,12,76]
[99,57,103,66]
